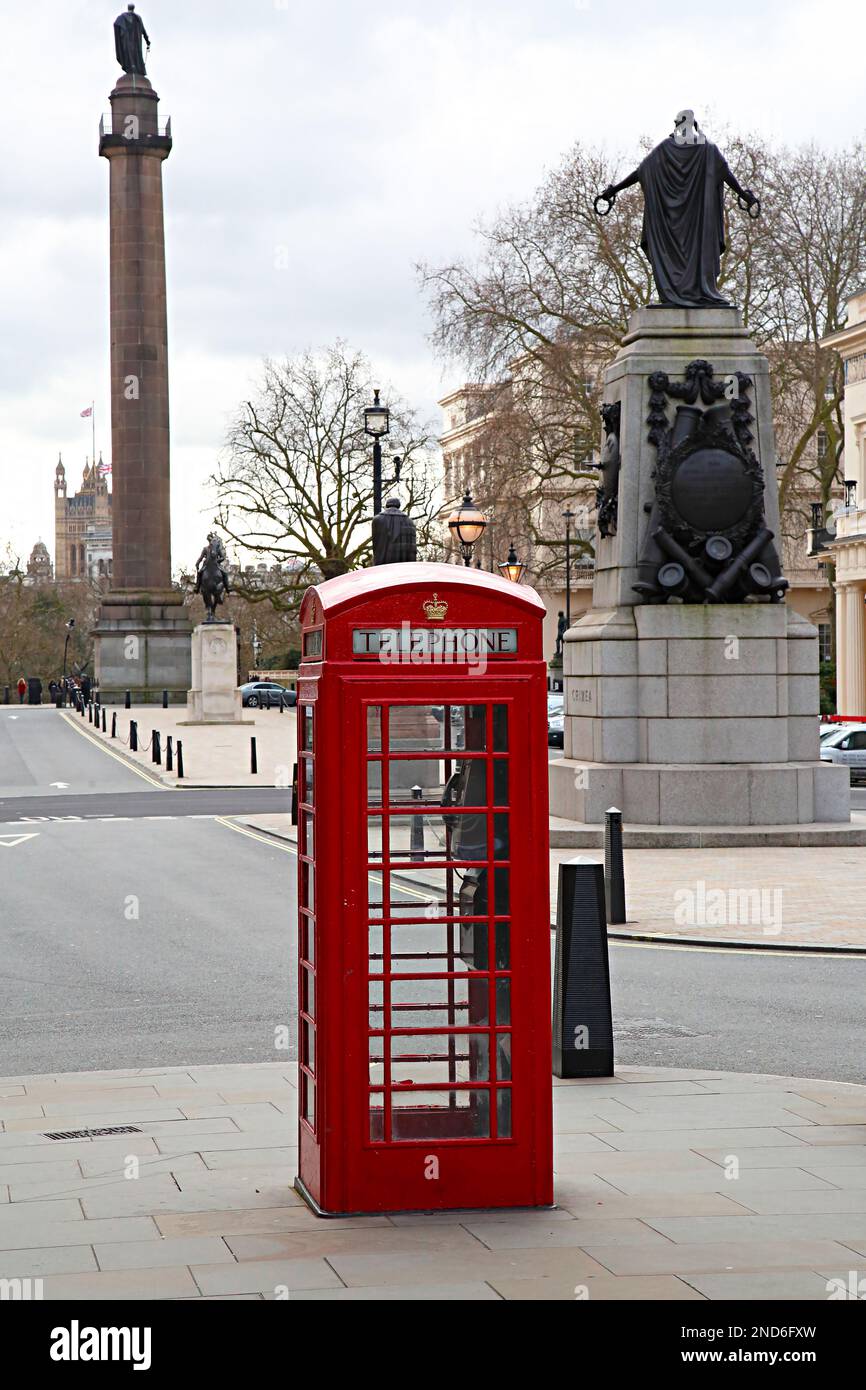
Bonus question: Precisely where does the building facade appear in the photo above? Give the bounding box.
[54,456,113,582]
[821,288,866,715]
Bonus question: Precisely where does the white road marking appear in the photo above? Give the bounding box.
[0,833,40,848]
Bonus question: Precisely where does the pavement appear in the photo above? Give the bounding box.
[59,704,297,788]
[1,1062,865,1301]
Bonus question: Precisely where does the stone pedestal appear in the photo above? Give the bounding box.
[93,591,191,704]
[550,306,851,829]
[184,623,244,724]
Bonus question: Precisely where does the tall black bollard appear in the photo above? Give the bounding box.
[101,707,107,733]
[552,858,614,1078]
[125,689,131,710]
[111,711,117,739]
[130,720,138,752]
[410,785,425,862]
[166,736,173,772]
[278,695,284,714]
[88,702,93,724]
[176,740,184,779]
[604,806,627,925]
[162,689,168,710]
[250,737,258,775]
[152,731,161,766]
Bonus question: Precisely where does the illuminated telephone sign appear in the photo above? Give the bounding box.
[295,562,553,1214]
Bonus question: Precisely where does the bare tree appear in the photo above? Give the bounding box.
[211,342,441,610]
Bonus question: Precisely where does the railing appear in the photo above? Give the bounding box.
[99,113,172,140]
[833,507,866,541]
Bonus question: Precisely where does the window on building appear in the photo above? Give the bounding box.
[818,622,832,664]
[817,429,828,460]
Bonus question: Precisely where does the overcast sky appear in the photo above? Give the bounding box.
[0,0,864,570]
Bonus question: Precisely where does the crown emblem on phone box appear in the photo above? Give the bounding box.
[422,593,448,621]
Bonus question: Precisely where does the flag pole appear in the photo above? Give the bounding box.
[92,401,95,470]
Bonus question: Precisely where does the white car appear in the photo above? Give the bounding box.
[820,724,866,781]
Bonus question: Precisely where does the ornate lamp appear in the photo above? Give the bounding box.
[363,388,390,440]
[498,542,525,584]
[448,490,488,566]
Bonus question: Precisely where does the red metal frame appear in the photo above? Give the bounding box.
[295,564,552,1214]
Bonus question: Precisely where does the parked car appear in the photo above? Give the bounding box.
[820,724,866,783]
[548,694,564,748]
[240,681,296,709]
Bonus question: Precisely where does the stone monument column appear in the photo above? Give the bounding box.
[92,59,191,702]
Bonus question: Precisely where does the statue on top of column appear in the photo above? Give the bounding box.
[114,5,151,77]
[594,110,761,308]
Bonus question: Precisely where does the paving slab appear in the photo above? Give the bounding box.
[0,1061,862,1300]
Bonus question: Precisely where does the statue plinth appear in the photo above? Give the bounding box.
[182,623,250,725]
[549,307,851,831]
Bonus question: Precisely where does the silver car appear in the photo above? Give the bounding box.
[820,724,866,783]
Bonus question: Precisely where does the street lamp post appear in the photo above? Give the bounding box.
[448,490,488,566]
[364,388,391,517]
[62,619,75,704]
[562,508,576,627]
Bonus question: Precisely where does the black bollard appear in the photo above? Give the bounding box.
[251,736,258,775]
[111,711,117,739]
[604,806,627,925]
[552,858,614,1078]
[166,736,173,772]
[176,740,184,779]
[278,694,284,714]
[410,785,425,862]
[162,689,168,710]
[153,731,161,766]
[88,702,93,724]
[125,689,131,710]
[101,707,107,733]
[130,720,138,752]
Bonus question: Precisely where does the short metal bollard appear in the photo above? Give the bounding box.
[410,785,425,861]
[125,689,131,710]
[162,689,168,709]
[250,736,258,775]
[152,731,161,766]
[176,740,184,779]
[166,736,173,772]
[130,720,138,751]
[278,695,284,714]
[88,702,93,723]
[604,806,627,925]
[552,857,614,1078]
[111,711,117,739]
[101,707,107,733]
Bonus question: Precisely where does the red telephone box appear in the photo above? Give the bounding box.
[295,562,553,1214]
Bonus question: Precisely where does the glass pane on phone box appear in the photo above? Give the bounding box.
[385,810,487,863]
[496,1031,512,1080]
[387,759,447,804]
[367,706,382,751]
[367,760,383,808]
[303,707,314,751]
[390,1034,490,1085]
[492,704,508,752]
[496,1089,512,1138]
[391,1089,490,1141]
[389,704,446,752]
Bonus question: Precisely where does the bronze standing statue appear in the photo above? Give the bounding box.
[195,533,231,622]
[372,498,417,565]
[114,4,150,76]
[594,110,760,308]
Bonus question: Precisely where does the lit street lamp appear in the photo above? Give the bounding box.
[448,490,488,567]
[562,508,576,627]
[498,542,525,584]
[364,388,390,517]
